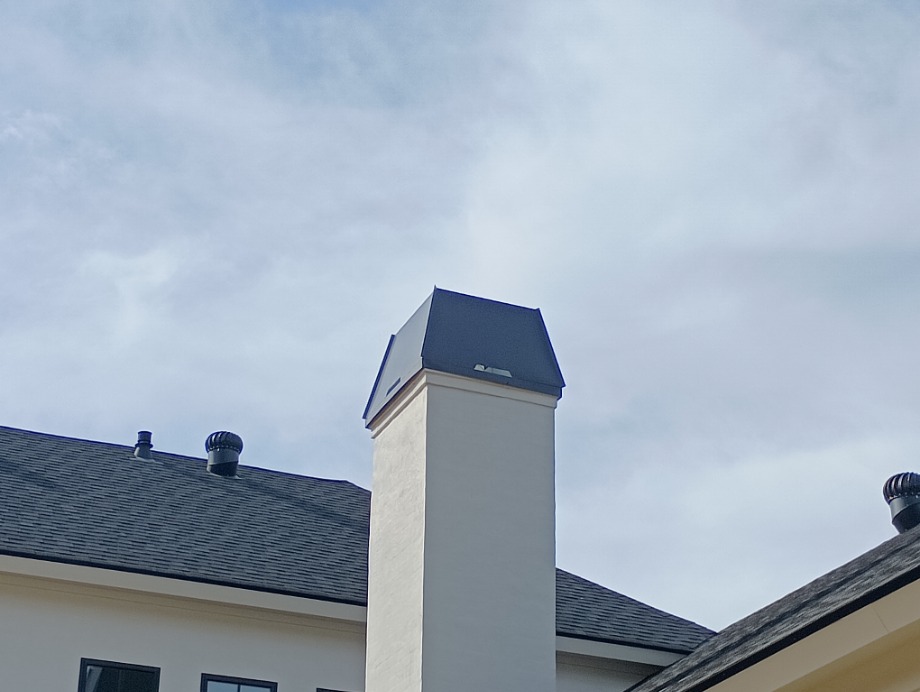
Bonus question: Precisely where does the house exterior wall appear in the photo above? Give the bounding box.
[556,653,661,692]
[0,565,672,692]
[0,570,367,692]
[778,620,920,692]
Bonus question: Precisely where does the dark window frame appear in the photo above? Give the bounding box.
[200,673,278,692]
[78,658,160,692]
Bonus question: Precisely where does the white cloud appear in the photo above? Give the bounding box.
[1,0,919,630]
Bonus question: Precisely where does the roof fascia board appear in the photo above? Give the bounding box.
[556,636,684,667]
[0,554,367,624]
[704,576,920,692]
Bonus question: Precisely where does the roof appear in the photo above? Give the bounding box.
[363,288,566,424]
[629,522,920,691]
[556,569,717,653]
[0,425,711,654]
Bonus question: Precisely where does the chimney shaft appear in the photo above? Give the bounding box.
[363,289,562,692]
[206,431,243,478]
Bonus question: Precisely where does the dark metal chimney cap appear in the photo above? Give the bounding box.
[205,431,243,454]
[883,472,920,533]
[363,288,565,426]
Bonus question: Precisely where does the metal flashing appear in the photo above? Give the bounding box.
[363,288,565,426]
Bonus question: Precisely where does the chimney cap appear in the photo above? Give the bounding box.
[205,431,243,454]
[363,288,565,425]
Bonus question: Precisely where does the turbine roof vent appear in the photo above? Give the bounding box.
[206,431,243,478]
[883,472,920,533]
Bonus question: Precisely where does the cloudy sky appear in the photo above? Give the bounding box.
[2,0,919,630]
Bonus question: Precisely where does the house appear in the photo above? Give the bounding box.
[628,474,920,692]
[0,288,713,692]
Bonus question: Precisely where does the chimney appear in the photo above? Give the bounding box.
[884,472,920,533]
[206,431,243,478]
[134,431,153,459]
[363,289,564,692]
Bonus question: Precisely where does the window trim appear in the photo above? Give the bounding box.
[78,658,161,692]
[200,673,278,692]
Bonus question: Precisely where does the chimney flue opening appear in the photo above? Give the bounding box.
[134,430,153,460]
[884,472,920,533]
[206,431,243,478]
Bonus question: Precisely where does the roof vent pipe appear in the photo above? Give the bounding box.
[206,431,243,478]
[883,472,920,533]
[134,431,153,459]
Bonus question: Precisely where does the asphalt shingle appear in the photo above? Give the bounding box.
[0,425,712,654]
[629,522,920,691]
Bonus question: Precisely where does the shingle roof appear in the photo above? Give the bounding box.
[629,523,920,691]
[0,425,711,654]
[556,569,716,653]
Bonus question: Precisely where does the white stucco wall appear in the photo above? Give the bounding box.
[0,570,366,692]
[422,375,558,692]
[556,653,660,692]
[365,371,559,692]
[0,556,671,692]
[0,565,673,692]
[364,378,428,691]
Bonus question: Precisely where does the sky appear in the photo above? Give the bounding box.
[2,0,919,631]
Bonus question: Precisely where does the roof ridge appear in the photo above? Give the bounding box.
[0,424,136,451]
[0,424,362,487]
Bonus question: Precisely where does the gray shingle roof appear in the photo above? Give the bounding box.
[628,523,920,691]
[0,425,712,654]
[556,569,715,653]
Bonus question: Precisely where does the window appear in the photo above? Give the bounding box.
[201,674,277,692]
[78,659,159,692]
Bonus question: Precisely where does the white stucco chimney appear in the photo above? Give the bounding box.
[362,288,564,692]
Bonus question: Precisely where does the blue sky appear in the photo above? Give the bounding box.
[2,0,920,630]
